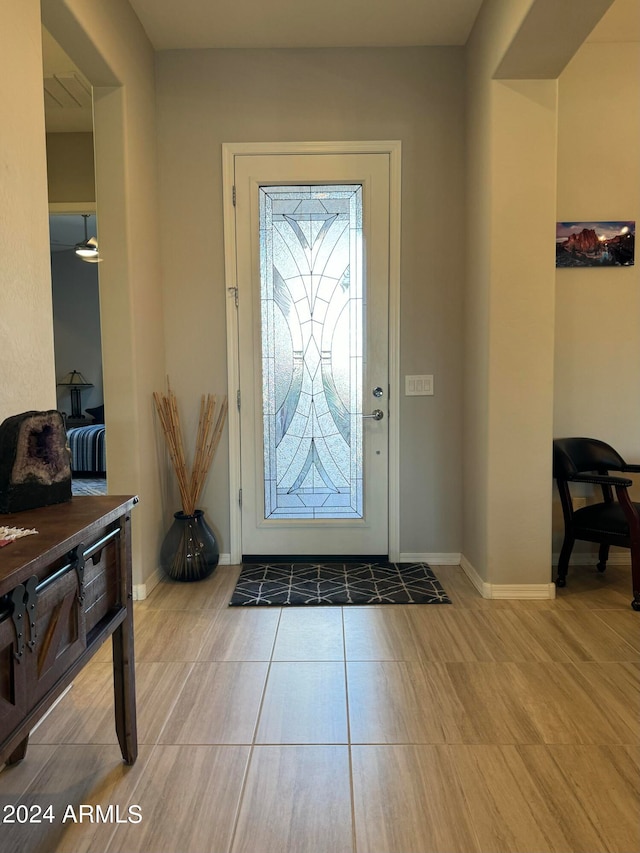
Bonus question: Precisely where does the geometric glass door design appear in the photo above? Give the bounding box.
[259,185,363,519]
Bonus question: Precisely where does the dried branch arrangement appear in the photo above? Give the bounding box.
[153,384,228,516]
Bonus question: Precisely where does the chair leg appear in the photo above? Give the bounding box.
[597,543,609,573]
[556,536,574,588]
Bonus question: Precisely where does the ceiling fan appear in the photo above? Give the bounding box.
[74,214,102,263]
[49,214,102,263]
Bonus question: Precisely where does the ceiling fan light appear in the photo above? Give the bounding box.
[75,244,98,257]
[74,215,100,259]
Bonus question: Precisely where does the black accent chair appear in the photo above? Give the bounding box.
[553,437,640,611]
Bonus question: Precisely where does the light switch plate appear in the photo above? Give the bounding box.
[405,375,434,396]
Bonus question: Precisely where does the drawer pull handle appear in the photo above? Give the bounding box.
[83,528,120,560]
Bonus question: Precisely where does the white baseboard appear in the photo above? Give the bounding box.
[490,583,556,600]
[460,555,556,600]
[133,571,160,601]
[400,552,462,565]
[133,554,232,601]
[460,555,492,598]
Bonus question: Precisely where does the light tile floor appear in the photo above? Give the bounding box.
[1,563,639,852]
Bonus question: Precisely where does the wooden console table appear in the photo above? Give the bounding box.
[0,495,138,767]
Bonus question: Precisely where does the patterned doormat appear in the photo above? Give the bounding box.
[229,561,451,606]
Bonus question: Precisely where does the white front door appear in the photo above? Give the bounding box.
[234,152,391,557]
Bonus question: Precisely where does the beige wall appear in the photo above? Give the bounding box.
[463,0,614,589]
[155,47,466,555]
[42,0,166,589]
[0,0,56,419]
[464,0,556,587]
[46,132,95,202]
[485,77,558,587]
[554,39,640,448]
[553,37,640,555]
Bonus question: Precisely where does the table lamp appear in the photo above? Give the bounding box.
[57,370,93,419]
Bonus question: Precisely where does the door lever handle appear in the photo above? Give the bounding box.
[362,409,384,421]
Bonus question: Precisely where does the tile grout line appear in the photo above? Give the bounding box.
[102,741,163,853]
[342,606,359,853]
[590,608,640,657]
[227,607,284,853]
[443,743,484,853]
[104,629,201,852]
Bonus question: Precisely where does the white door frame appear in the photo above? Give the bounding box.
[222,141,402,564]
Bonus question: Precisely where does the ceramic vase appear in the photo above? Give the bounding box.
[160,509,219,582]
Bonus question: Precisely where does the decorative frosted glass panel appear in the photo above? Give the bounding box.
[260,185,363,519]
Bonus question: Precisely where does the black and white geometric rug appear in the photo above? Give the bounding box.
[229,561,451,606]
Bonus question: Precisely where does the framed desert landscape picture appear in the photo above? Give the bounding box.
[556,221,635,267]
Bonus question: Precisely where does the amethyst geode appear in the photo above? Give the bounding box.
[0,410,72,513]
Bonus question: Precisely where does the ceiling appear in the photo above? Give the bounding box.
[126,0,485,50]
[124,0,639,51]
[586,0,640,41]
